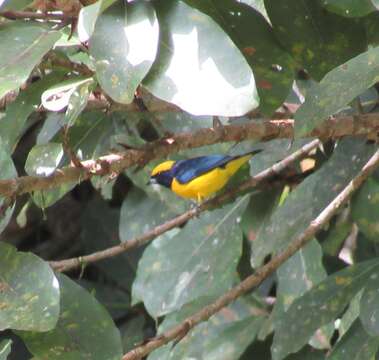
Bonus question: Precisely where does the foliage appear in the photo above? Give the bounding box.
[0,0,379,359]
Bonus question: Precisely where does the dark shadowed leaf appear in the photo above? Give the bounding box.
[322,0,376,18]
[185,0,294,115]
[251,139,376,267]
[19,274,122,360]
[120,313,146,353]
[0,138,16,234]
[272,259,379,360]
[0,242,59,331]
[338,291,362,337]
[327,320,379,360]
[81,196,142,291]
[351,177,379,243]
[119,187,177,242]
[264,0,366,80]
[90,1,159,104]
[0,339,11,360]
[295,47,379,137]
[132,196,249,317]
[0,22,60,99]
[143,0,259,116]
[148,297,266,360]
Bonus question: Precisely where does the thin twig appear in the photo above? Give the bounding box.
[122,148,379,360]
[50,139,320,272]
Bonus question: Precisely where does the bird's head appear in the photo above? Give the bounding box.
[149,160,176,188]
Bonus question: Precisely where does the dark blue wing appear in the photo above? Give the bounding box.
[172,155,234,184]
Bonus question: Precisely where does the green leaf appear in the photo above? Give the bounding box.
[120,313,146,353]
[41,77,93,113]
[264,0,366,80]
[0,339,11,360]
[322,0,376,17]
[0,72,65,153]
[0,0,31,10]
[0,138,16,234]
[148,297,266,360]
[132,196,249,317]
[119,187,177,242]
[351,177,379,243]
[143,0,259,116]
[272,259,379,360]
[77,0,118,42]
[275,240,327,313]
[251,138,376,267]
[0,22,60,99]
[0,242,59,331]
[25,143,75,208]
[360,272,379,335]
[338,290,362,337]
[185,0,294,115]
[64,79,94,127]
[328,320,379,360]
[19,274,122,360]
[90,1,159,104]
[295,47,379,137]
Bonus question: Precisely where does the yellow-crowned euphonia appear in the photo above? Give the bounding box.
[149,150,262,203]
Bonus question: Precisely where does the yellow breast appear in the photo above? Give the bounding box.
[171,154,251,202]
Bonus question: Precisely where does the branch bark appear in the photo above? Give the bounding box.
[122,148,379,360]
[50,139,320,272]
[0,114,378,198]
[0,10,71,21]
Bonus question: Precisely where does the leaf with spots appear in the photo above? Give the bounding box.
[148,297,267,360]
[0,339,11,360]
[327,320,379,360]
[18,274,122,360]
[359,271,379,336]
[275,239,326,313]
[90,0,159,104]
[251,138,376,267]
[0,22,60,99]
[275,240,332,350]
[0,138,17,235]
[351,177,379,243]
[184,0,295,115]
[143,0,259,116]
[132,196,249,317]
[0,242,60,332]
[271,259,379,360]
[322,0,377,18]
[264,0,366,81]
[295,46,379,137]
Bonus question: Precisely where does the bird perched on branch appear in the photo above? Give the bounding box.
[149,150,262,203]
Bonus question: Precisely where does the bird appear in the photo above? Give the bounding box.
[149,150,262,203]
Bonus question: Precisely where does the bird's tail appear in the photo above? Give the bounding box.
[226,149,263,176]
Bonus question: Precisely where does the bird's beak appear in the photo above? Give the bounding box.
[146,178,157,186]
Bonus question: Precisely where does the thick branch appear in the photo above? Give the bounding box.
[122,148,379,360]
[50,139,320,272]
[0,114,378,198]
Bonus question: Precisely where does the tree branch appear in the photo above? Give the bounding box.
[0,10,72,21]
[50,139,320,272]
[0,113,378,198]
[122,148,379,360]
